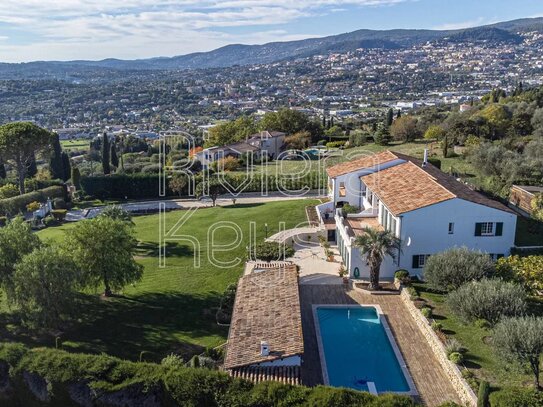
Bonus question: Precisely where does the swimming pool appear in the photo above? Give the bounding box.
[314,305,417,395]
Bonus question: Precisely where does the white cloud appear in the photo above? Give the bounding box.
[0,0,411,62]
[433,17,492,31]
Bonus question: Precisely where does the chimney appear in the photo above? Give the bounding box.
[422,148,429,167]
[260,341,270,356]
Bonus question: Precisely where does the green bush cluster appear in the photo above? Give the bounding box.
[325,141,347,149]
[446,279,526,324]
[0,186,65,216]
[0,343,418,407]
[248,242,295,262]
[489,387,543,407]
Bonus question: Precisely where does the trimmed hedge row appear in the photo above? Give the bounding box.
[0,186,66,216]
[0,343,418,407]
[80,172,326,200]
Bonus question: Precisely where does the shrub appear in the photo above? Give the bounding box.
[43,216,58,227]
[421,307,432,318]
[489,387,543,407]
[474,319,491,329]
[427,158,442,169]
[325,141,347,149]
[437,403,463,407]
[50,209,67,222]
[448,352,464,365]
[26,201,40,212]
[445,338,463,356]
[395,269,409,280]
[0,186,65,216]
[342,204,360,214]
[161,353,184,368]
[52,198,67,209]
[406,286,419,300]
[496,255,543,295]
[477,381,490,407]
[423,247,495,292]
[0,216,6,227]
[0,183,19,199]
[248,242,295,262]
[447,279,527,324]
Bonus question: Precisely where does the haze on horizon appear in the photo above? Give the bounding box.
[1,0,542,63]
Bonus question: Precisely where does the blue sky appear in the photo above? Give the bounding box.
[0,0,542,62]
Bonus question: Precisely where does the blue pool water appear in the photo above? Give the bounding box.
[316,306,410,393]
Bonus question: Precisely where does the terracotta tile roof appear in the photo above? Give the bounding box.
[361,152,515,215]
[224,265,303,370]
[326,150,399,178]
[345,217,384,236]
[228,365,301,385]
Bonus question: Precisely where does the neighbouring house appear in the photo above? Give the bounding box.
[509,185,543,216]
[196,130,286,169]
[224,264,303,385]
[316,150,517,279]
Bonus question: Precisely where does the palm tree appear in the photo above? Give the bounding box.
[354,227,400,290]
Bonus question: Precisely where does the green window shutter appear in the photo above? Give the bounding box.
[474,223,482,236]
[412,255,419,268]
[495,222,503,236]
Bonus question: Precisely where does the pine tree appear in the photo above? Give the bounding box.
[61,152,71,182]
[110,143,119,168]
[102,133,111,175]
[386,108,394,127]
[71,167,81,190]
[0,158,6,179]
[49,133,64,180]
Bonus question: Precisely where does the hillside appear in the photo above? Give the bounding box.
[0,17,541,75]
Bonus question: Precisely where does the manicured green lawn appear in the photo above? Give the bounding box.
[413,283,543,390]
[60,139,90,152]
[5,199,317,362]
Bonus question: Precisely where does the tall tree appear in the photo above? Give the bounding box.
[0,158,6,179]
[101,133,111,175]
[71,167,81,190]
[0,217,41,300]
[386,108,394,127]
[354,227,399,290]
[13,246,78,329]
[26,153,38,179]
[0,122,53,194]
[49,132,64,180]
[61,151,71,182]
[195,178,226,207]
[110,143,119,168]
[66,217,143,297]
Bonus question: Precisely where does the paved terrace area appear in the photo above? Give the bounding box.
[299,284,461,407]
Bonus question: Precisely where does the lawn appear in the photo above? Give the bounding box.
[413,282,543,390]
[4,199,317,362]
[60,139,90,152]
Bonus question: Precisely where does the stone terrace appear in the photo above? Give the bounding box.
[300,284,461,407]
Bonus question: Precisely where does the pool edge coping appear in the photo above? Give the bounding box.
[311,304,419,397]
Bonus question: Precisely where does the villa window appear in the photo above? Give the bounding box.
[339,182,346,197]
[448,222,454,234]
[475,222,503,237]
[412,254,430,269]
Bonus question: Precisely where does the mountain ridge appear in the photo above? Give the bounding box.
[1,17,542,73]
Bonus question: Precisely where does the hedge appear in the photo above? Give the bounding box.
[489,387,543,407]
[0,343,418,407]
[80,172,326,200]
[0,186,66,216]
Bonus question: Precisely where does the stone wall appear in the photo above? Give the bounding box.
[400,288,478,407]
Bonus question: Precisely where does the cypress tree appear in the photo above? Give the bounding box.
[322,116,326,128]
[0,158,6,179]
[102,133,111,175]
[26,153,38,178]
[386,108,394,127]
[71,167,81,190]
[49,133,64,180]
[396,110,401,119]
[61,152,71,182]
[110,143,119,168]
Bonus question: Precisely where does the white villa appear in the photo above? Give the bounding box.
[317,150,517,280]
[197,130,286,169]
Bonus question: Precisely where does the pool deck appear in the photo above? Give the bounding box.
[300,284,462,407]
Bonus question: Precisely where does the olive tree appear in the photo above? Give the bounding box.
[13,246,77,329]
[66,216,143,297]
[0,122,53,194]
[493,316,543,389]
[0,217,41,300]
[423,247,495,292]
[447,279,527,324]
